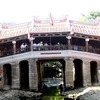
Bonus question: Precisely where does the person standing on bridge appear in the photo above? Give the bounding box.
[44,42,49,50]
[33,43,37,51]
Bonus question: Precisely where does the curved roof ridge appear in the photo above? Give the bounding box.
[2,21,32,29]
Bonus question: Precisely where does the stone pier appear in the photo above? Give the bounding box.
[83,59,91,86]
[11,62,20,89]
[28,58,38,91]
[64,57,74,88]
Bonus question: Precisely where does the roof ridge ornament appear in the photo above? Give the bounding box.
[49,13,53,26]
[94,21,100,26]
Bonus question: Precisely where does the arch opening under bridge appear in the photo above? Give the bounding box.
[37,59,65,92]
[3,64,12,89]
[73,59,83,88]
[19,60,29,90]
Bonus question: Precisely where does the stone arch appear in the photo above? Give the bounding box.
[3,63,12,89]
[19,60,29,90]
[73,59,83,87]
[90,61,99,85]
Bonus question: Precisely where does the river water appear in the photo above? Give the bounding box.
[19,96,65,100]
[19,96,78,100]
[19,86,66,100]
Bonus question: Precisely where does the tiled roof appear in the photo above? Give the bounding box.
[0,26,28,39]
[71,23,100,36]
[0,20,100,40]
[0,22,31,39]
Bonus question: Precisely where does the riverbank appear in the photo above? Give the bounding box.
[62,86,100,100]
[0,90,42,100]
[0,86,100,100]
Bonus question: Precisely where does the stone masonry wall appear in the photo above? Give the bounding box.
[64,57,74,88]
[11,62,20,89]
[28,58,38,91]
[0,51,100,90]
[82,59,91,86]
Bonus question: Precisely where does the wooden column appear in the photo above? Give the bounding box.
[12,41,16,54]
[29,37,35,51]
[85,38,89,52]
[67,36,71,50]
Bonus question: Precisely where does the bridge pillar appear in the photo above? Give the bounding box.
[83,59,91,86]
[11,62,20,89]
[64,57,74,88]
[28,58,38,91]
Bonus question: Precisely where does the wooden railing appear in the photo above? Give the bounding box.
[0,45,100,57]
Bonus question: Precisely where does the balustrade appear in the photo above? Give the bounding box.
[0,44,100,57]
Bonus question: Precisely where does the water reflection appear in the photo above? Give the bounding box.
[42,96,64,100]
[42,86,64,100]
[18,97,76,100]
[18,96,64,100]
[18,95,76,100]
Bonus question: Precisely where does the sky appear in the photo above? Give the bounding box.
[0,0,100,23]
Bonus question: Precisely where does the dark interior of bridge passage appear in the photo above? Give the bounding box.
[90,61,99,85]
[33,37,85,46]
[73,59,83,88]
[3,64,12,88]
[19,61,29,90]
[71,37,85,46]
[34,37,67,45]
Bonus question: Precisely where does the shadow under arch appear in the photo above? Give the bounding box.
[19,60,29,90]
[90,61,99,85]
[73,59,83,88]
[3,63,12,89]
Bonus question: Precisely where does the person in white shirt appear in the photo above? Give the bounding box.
[20,43,25,52]
[33,43,37,51]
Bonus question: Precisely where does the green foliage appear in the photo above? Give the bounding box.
[43,86,61,96]
[43,96,64,100]
[43,61,62,68]
[87,11,100,20]
[80,10,100,22]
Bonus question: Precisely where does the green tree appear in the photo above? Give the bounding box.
[80,10,100,22]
